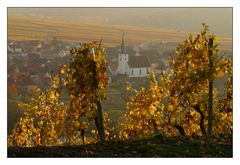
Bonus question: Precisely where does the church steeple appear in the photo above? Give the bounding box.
[120,32,126,54]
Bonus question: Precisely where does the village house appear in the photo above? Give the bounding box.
[109,32,151,78]
[8,82,18,97]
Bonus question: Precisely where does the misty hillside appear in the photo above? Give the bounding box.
[8,8,232,36]
[8,16,232,51]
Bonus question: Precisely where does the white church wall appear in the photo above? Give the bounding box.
[129,67,151,77]
[116,53,129,75]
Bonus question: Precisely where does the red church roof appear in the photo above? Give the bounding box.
[128,56,151,68]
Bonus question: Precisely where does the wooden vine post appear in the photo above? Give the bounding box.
[208,38,213,137]
[92,48,105,141]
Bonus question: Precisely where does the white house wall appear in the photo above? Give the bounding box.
[128,67,151,77]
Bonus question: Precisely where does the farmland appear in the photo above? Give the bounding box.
[8,16,232,50]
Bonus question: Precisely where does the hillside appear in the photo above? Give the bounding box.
[8,134,232,157]
[8,16,232,50]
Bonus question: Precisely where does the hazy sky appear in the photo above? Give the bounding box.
[8,8,232,36]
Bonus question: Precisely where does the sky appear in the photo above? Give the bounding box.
[8,8,232,36]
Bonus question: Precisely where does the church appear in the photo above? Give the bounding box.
[112,32,151,78]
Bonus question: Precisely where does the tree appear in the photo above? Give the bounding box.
[214,61,232,135]
[8,41,111,147]
[119,24,232,139]
[119,72,168,139]
[8,75,67,147]
[60,41,109,143]
[161,23,232,137]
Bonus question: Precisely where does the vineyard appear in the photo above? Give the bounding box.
[8,24,232,157]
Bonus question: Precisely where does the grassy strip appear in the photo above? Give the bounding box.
[8,134,232,158]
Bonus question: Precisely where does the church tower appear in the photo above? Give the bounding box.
[116,32,129,75]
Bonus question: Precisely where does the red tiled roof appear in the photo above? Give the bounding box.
[128,56,151,68]
[10,74,19,81]
[8,83,17,89]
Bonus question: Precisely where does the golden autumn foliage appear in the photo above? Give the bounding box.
[8,75,67,147]
[214,71,232,134]
[8,25,232,147]
[61,41,109,144]
[119,24,232,139]
[8,42,112,147]
[119,72,167,139]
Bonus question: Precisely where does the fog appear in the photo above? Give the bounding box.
[8,8,232,36]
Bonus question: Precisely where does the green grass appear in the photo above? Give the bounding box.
[8,134,232,157]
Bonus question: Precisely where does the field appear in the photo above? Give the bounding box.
[8,16,232,50]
